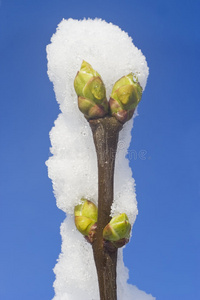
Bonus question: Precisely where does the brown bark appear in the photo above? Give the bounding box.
[89,116,123,300]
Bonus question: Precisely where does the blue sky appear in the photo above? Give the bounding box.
[0,0,200,299]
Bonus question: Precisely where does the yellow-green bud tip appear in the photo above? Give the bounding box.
[103,213,131,242]
[74,61,108,119]
[74,198,98,236]
[109,73,143,123]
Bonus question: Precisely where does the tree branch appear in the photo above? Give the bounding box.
[89,116,123,300]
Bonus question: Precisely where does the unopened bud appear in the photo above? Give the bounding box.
[74,61,108,119]
[74,198,98,237]
[109,73,143,123]
[103,213,131,242]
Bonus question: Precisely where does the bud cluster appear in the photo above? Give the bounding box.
[74,61,143,123]
[74,199,131,249]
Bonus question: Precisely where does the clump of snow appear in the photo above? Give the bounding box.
[46,18,153,300]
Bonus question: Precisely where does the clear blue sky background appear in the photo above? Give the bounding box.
[0,0,199,299]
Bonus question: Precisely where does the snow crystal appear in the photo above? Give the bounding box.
[46,18,153,300]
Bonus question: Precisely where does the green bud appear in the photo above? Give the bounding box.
[109,73,143,123]
[74,61,108,119]
[74,198,98,237]
[103,213,131,242]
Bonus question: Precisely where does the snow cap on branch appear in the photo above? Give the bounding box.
[47,18,153,300]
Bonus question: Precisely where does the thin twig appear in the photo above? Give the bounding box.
[89,116,123,300]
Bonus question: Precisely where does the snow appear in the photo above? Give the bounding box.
[46,18,154,300]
